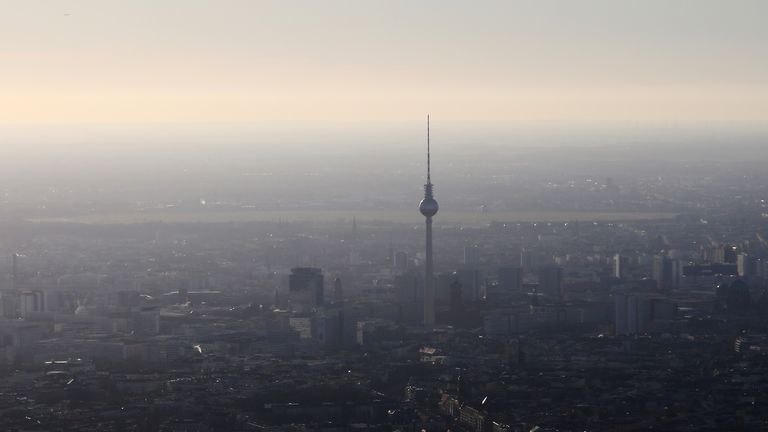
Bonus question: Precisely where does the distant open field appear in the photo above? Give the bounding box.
[29,209,678,226]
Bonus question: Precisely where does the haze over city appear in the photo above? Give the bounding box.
[2,1,768,431]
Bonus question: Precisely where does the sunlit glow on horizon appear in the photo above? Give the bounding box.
[1,0,767,127]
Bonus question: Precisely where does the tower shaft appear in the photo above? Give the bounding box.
[424,216,435,326]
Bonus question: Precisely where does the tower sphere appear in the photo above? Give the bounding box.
[419,197,439,217]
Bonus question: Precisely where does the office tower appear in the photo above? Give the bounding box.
[737,253,758,278]
[723,245,738,263]
[288,316,314,339]
[652,255,680,290]
[288,267,324,312]
[419,116,438,326]
[703,244,738,264]
[395,273,422,304]
[434,273,454,301]
[313,308,356,350]
[449,278,463,313]
[498,266,523,293]
[486,266,521,303]
[0,292,19,319]
[456,269,481,301]
[613,254,629,279]
[614,294,638,335]
[538,266,563,299]
[464,245,479,267]
[394,272,424,325]
[520,248,534,270]
[615,294,675,336]
[11,253,18,291]
[393,251,408,273]
[20,290,44,318]
[332,277,343,304]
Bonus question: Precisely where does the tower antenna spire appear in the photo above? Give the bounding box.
[427,114,431,184]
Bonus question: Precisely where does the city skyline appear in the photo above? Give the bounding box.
[3,2,768,430]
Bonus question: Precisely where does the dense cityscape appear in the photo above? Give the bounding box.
[1,140,768,431]
[3,1,768,430]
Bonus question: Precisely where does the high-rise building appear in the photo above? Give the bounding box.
[613,254,629,279]
[498,266,523,293]
[486,266,522,303]
[20,290,44,318]
[456,269,481,301]
[520,248,534,270]
[652,255,680,289]
[332,277,343,304]
[288,316,314,339]
[737,253,758,278]
[419,116,438,327]
[449,278,463,314]
[433,273,452,301]
[313,307,357,350]
[0,292,19,318]
[615,294,676,335]
[11,253,18,291]
[703,244,738,264]
[538,266,563,299]
[393,251,408,273]
[288,267,324,312]
[464,245,479,267]
[394,273,424,325]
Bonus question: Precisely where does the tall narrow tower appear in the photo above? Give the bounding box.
[11,253,18,291]
[419,115,439,326]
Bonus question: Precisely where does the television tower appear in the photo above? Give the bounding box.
[419,115,438,326]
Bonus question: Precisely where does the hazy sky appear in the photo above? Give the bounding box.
[2,0,767,126]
